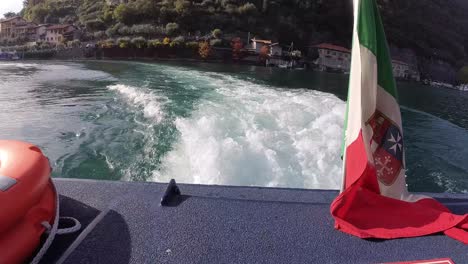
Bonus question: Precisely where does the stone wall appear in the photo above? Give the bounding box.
[54,47,84,59]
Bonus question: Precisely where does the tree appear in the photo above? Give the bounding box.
[165,23,179,36]
[27,4,48,23]
[148,39,162,48]
[163,37,171,45]
[210,39,222,47]
[175,0,191,14]
[106,26,118,38]
[259,45,270,61]
[3,12,16,19]
[131,24,156,38]
[238,3,257,15]
[67,40,81,48]
[118,25,131,35]
[186,41,199,49]
[113,4,135,25]
[85,19,105,31]
[212,28,222,39]
[57,43,66,50]
[457,66,468,84]
[93,31,106,40]
[100,38,115,48]
[102,9,114,24]
[131,0,159,21]
[131,36,147,48]
[173,36,185,43]
[231,37,244,60]
[171,35,185,47]
[117,37,130,48]
[198,41,211,59]
[39,41,52,50]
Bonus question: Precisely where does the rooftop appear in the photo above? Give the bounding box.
[392,59,410,66]
[47,24,74,30]
[251,38,272,44]
[15,23,38,29]
[314,43,351,53]
[34,24,50,28]
[0,16,25,23]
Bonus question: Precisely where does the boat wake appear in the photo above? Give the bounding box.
[108,84,168,124]
[3,61,466,193]
[142,68,346,190]
[105,65,468,192]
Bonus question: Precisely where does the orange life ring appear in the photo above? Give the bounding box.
[0,140,56,264]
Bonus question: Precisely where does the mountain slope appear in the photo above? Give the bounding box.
[19,0,468,69]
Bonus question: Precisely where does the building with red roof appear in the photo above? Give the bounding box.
[314,43,351,53]
[45,24,78,44]
[313,43,351,72]
[0,16,29,42]
[248,38,283,56]
[0,16,79,45]
[312,43,420,81]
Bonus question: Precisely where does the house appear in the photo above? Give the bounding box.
[391,60,410,79]
[391,60,421,81]
[248,38,282,56]
[45,24,77,44]
[14,23,38,41]
[249,38,270,53]
[409,68,420,82]
[34,24,49,42]
[62,26,81,42]
[313,43,351,72]
[266,56,291,68]
[0,16,29,42]
[0,17,79,45]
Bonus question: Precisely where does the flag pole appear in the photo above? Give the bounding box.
[340,0,360,193]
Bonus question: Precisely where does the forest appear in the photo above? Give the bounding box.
[8,0,468,67]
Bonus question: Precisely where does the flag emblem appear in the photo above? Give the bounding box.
[368,111,404,185]
[331,0,468,244]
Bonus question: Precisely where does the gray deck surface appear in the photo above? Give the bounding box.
[41,178,468,264]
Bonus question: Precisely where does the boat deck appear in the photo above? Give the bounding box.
[42,178,468,263]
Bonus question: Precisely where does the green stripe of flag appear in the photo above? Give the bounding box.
[357,0,398,99]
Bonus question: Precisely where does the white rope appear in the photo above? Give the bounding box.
[30,182,82,264]
[30,183,60,264]
[56,217,81,235]
[42,217,81,235]
[56,208,110,264]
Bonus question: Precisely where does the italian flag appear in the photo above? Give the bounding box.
[331,0,468,243]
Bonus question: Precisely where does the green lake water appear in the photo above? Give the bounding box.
[0,60,467,193]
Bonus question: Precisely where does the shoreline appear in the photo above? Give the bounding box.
[3,55,462,90]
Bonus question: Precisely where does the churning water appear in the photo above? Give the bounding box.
[0,60,467,193]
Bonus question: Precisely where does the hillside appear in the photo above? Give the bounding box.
[17,0,468,68]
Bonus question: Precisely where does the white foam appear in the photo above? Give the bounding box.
[153,69,345,190]
[109,84,167,123]
[431,171,458,193]
[0,62,40,68]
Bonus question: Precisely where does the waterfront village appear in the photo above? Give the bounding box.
[1,15,467,91]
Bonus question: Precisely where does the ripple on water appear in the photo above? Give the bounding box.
[150,69,346,190]
[2,61,467,193]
